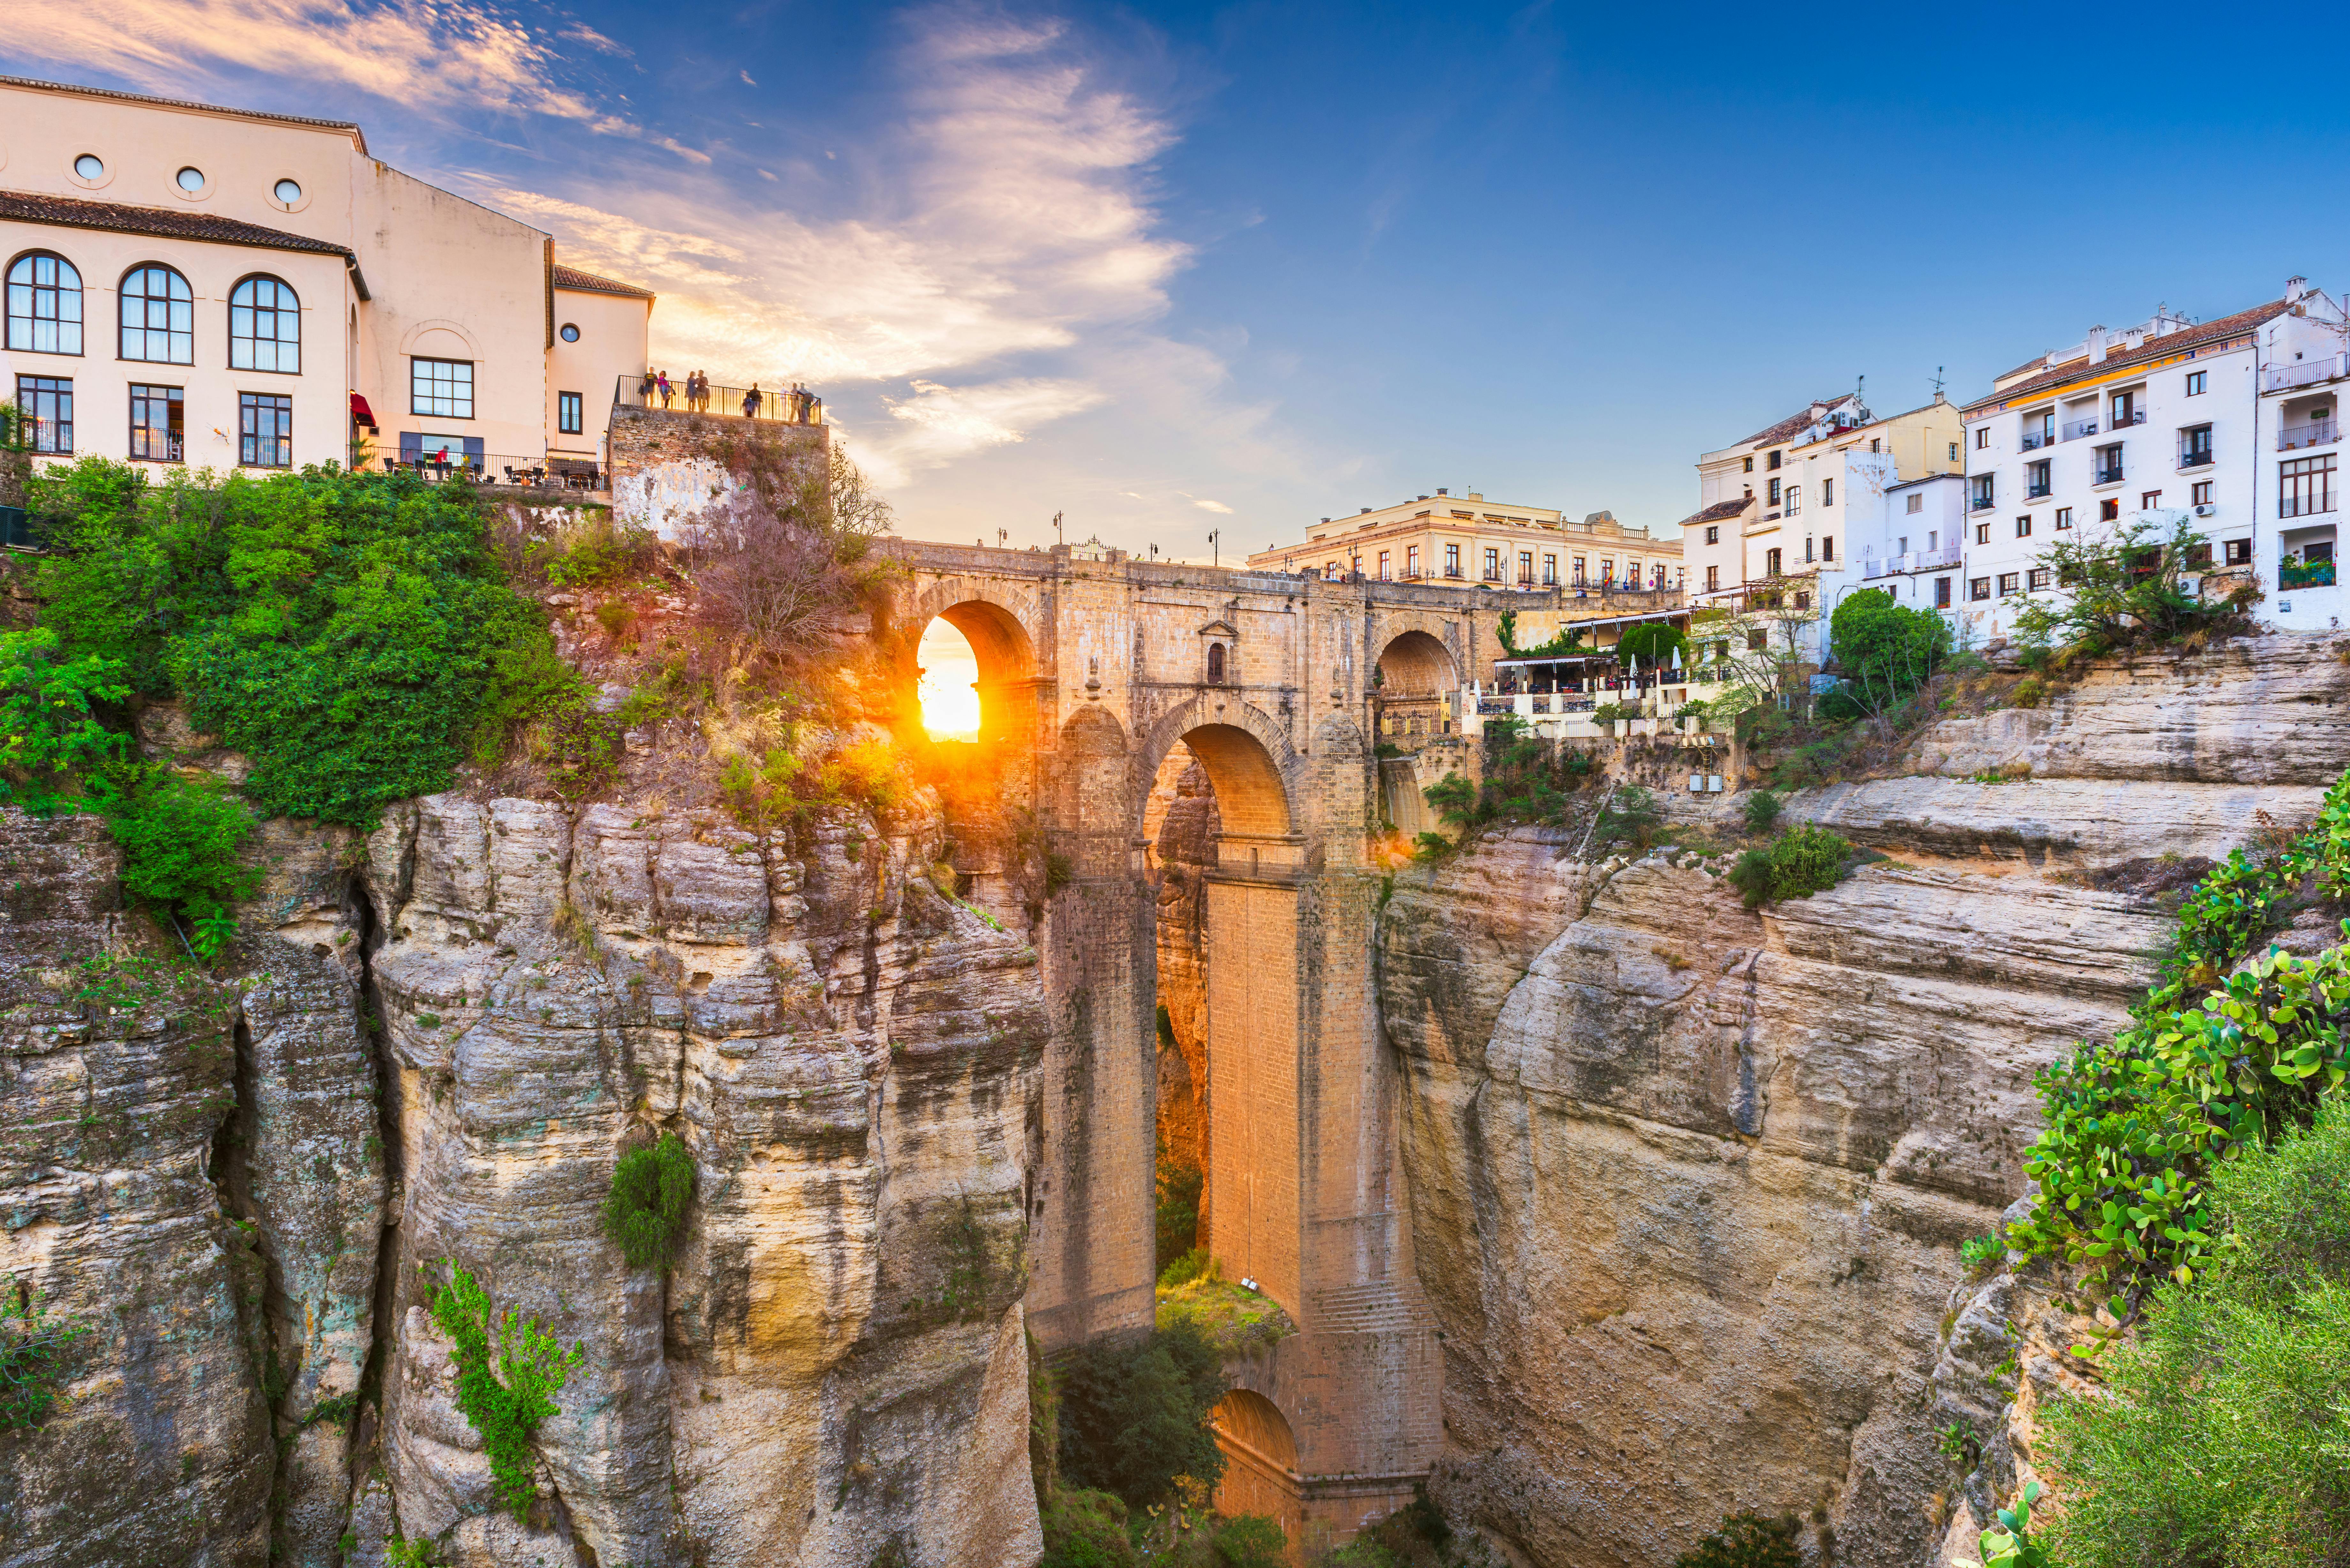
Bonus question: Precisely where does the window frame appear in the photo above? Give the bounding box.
[1997,572,2020,596]
[2016,515,2032,538]
[15,374,72,453]
[6,250,85,356]
[227,273,300,374]
[557,390,584,436]
[239,390,292,468]
[129,382,184,463]
[2280,454,2336,519]
[118,262,194,365]
[1969,577,1991,602]
[2186,370,2207,396]
[2055,507,2074,529]
[411,356,476,419]
[1444,543,1460,578]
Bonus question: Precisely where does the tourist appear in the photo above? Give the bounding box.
[638,368,656,406]
[657,370,674,409]
[743,382,763,419]
[690,370,707,412]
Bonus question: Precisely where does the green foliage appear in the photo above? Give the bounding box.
[1424,773,1478,827]
[1037,1486,1139,1568]
[1156,1148,1204,1275]
[383,1534,446,1568]
[2011,771,2350,1296]
[1959,1233,2006,1275]
[1412,831,1452,862]
[428,1262,584,1520]
[1975,1481,2052,1568]
[1587,700,1638,729]
[1209,1516,1287,1568]
[529,511,658,590]
[29,461,559,826]
[1823,588,1950,718]
[1616,622,1688,668]
[1726,824,1853,909]
[1496,609,1584,660]
[1157,1248,1213,1290]
[0,628,127,814]
[106,767,260,955]
[716,735,911,836]
[1056,1318,1229,1509]
[0,1278,85,1429]
[1742,789,1784,833]
[2048,1193,2350,1564]
[2011,511,2250,656]
[1594,784,1663,851]
[1672,1511,1801,1568]
[601,1133,695,1271]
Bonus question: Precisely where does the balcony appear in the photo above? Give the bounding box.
[2111,409,2148,427]
[1969,493,1997,512]
[1860,543,1963,579]
[2265,356,2349,393]
[2020,429,2052,451]
[2282,557,2338,589]
[2280,419,2339,452]
[356,450,600,490]
[2062,417,2100,441]
[2179,447,2216,469]
[611,374,823,425]
[2093,466,2125,485]
[2025,482,2053,499]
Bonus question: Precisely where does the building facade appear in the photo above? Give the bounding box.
[1246,490,1681,592]
[0,75,654,485]
[1958,283,2346,641]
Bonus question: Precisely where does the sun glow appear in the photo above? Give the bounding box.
[917,618,982,740]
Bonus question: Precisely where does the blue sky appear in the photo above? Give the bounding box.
[11,1,2330,559]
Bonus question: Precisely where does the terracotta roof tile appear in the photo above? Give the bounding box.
[552,262,656,300]
[1966,300,2288,411]
[1742,396,1853,448]
[0,189,353,258]
[1678,498,1754,528]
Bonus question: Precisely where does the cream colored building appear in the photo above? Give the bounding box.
[1245,488,1682,592]
[0,75,652,483]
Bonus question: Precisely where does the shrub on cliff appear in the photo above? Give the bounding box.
[0,1278,85,1430]
[1726,824,1853,908]
[2010,510,2255,657]
[1671,1511,1800,1568]
[428,1262,583,1520]
[602,1132,695,1270]
[1056,1317,1228,1509]
[2041,1109,2350,1567]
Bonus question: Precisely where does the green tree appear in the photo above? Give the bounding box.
[2011,510,2240,656]
[1726,824,1853,909]
[428,1263,584,1520]
[1056,1319,1229,1509]
[1616,621,1688,669]
[1825,588,1950,716]
[602,1133,696,1271]
[1673,1511,1801,1568]
[0,1278,85,1429]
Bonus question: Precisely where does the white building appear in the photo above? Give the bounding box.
[2252,286,2350,631]
[1815,471,1968,637]
[1958,282,2346,642]
[0,75,654,485]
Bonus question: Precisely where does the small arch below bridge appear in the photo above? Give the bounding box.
[1213,1391,1304,1555]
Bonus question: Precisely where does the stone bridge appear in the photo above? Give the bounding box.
[879,536,1641,1551]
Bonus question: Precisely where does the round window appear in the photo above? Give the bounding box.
[177,166,206,192]
[73,154,104,180]
[273,177,303,205]
[559,323,580,343]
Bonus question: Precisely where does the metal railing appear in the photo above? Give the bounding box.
[2094,465,2125,485]
[2025,482,2053,498]
[356,450,601,489]
[613,374,823,425]
[2282,557,2338,588]
[2062,417,2100,441]
[2266,357,2348,393]
[2020,429,2051,450]
[2179,446,2216,468]
[2111,408,2148,427]
[2280,419,2338,451]
[1969,493,1997,511]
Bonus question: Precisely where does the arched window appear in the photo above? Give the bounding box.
[5,252,83,354]
[1206,643,1226,685]
[120,264,193,363]
[229,275,299,373]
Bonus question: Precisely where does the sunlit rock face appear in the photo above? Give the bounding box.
[1380,639,2350,1568]
[0,787,1048,1568]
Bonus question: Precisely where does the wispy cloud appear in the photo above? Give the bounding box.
[863,377,1107,483]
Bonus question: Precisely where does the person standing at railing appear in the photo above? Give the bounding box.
[639,369,656,407]
[743,383,763,419]
[657,371,674,409]
[689,371,706,412]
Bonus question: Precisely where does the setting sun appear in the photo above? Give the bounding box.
[917,617,982,740]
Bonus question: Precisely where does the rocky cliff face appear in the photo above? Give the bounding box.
[0,779,1047,1568]
[1380,635,2350,1568]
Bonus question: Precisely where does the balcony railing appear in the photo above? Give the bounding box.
[1861,543,1964,579]
[2025,482,2053,499]
[2281,494,2338,519]
[356,450,600,489]
[2093,465,2125,485]
[2282,558,2338,588]
[2111,409,2148,427]
[2179,447,2215,468]
[2020,429,2052,451]
[2266,356,2349,393]
[1969,493,1997,511]
[2280,419,2339,451]
[612,374,824,425]
[2062,417,2100,441]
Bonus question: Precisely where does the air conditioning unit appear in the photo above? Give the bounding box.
[2194,503,2216,516]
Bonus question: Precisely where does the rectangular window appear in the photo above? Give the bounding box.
[2184,543,2212,570]
[1768,477,1782,505]
[2026,459,2051,496]
[1822,477,1834,506]
[2111,389,2138,426]
[2192,481,2212,506]
[558,390,583,435]
[1571,556,1585,584]
[1971,476,1994,508]
[129,383,184,462]
[412,357,474,418]
[1706,564,1721,592]
[239,392,292,467]
[1483,547,1500,580]
[1517,550,1533,583]
[2055,506,2073,529]
[1935,577,1952,607]
[1975,426,1989,449]
[2225,538,2252,566]
[1822,535,1835,562]
[2016,516,2032,538]
[17,374,71,453]
[1378,550,1391,580]
[1406,545,1420,577]
[1970,577,1991,601]
[1705,524,1720,545]
[1786,483,1802,515]
[2281,455,2336,518]
[1998,572,2020,596]
[1444,543,1460,577]
[1325,561,1338,579]
[1764,547,1782,577]
[2141,491,2161,511]
[1975,521,1991,544]
[2187,370,2207,396]
[1626,559,1640,584]
[1767,449,1782,470]
[1949,441,1960,461]
[1600,557,1616,584]
[2180,423,2213,466]
[1743,456,1754,472]
[2094,444,2124,484]
[2028,567,2052,591]
[2101,497,2120,521]
[1541,552,1556,584]
[1906,493,1923,514]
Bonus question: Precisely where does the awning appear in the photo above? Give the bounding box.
[349,392,378,430]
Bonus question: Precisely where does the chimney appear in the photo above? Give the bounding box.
[1417,494,1429,501]
[2087,325,2108,365]
[1360,507,1372,515]
[1436,487,1449,495]
[2288,275,2310,305]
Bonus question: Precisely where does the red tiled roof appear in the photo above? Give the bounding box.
[552,262,656,300]
[0,75,367,152]
[1742,396,1854,448]
[1679,498,1754,528]
[1966,300,2289,411]
[0,189,353,258]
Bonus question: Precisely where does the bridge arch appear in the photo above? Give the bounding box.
[1374,628,1456,696]
[1134,696,1304,844]
[903,580,1045,749]
[1211,1390,1304,1551]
